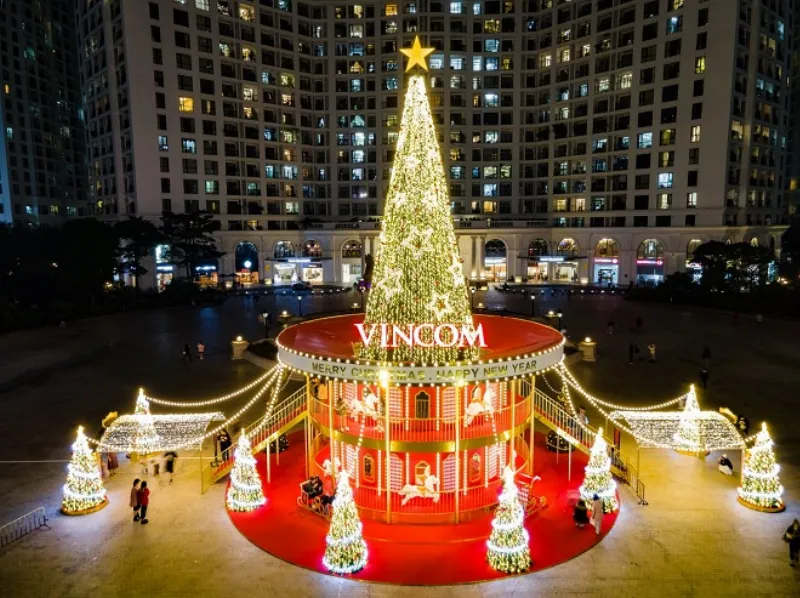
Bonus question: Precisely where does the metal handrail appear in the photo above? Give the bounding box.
[200,386,307,492]
[0,507,49,549]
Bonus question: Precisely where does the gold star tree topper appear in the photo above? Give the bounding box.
[400,36,434,72]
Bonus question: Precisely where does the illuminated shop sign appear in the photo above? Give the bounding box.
[636,259,663,266]
[594,258,619,264]
[530,256,565,262]
[355,323,487,350]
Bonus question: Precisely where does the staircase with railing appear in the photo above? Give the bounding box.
[200,387,308,493]
[520,379,647,504]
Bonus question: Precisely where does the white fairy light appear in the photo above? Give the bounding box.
[146,366,277,407]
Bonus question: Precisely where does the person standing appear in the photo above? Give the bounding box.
[699,368,709,389]
[197,341,205,361]
[137,481,150,524]
[648,344,656,363]
[607,318,615,335]
[218,429,232,458]
[591,494,604,536]
[628,342,634,365]
[183,344,192,363]
[130,479,141,522]
[107,452,119,476]
[164,451,178,484]
[701,346,711,369]
[785,519,800,566]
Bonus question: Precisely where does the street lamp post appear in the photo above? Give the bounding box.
[297,294,303,317]
[530,294,536,317]
[262,311,270,338]
[556,309,563,330]
[471,287,476,310]
[359,286,365,309]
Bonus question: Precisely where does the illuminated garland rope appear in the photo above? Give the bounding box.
[147,366,277,407]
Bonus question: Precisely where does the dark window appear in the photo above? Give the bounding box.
[200,79,215,94]
[691,103,703,119]
[149,2,159,19]
[663,62,680,80]
[698,8,709,27]
[639,89,655,106]
[685,214,696,226]
[152,48,162,65]
[176,53,192,70]
[174,31,191,49]
[151,26,161,43]
[155,93,166,109]
[655,215,671,227]
[161,178,170,193]
[693,79,704,96]
[634,195,649,210]
[660,106,678,124]
[157,114,167,130]
[661,85,679,102]
[638,111,653,127]
[688,171,698,186]
[642,22,658,41]
[633,215,648,226]
[173,9,189,27]
[696,32,707,50]
[636,153,651,169]
[689,148,700,165]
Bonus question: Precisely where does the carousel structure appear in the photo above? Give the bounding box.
[276,37,565,525]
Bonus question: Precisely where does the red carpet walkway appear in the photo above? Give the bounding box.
[227,432,618,584]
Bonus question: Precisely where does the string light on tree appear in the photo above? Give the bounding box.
[61,426,108,515]
[578,427,618,513]
[133,389,160,454]
[672,386,703,453]
[322,470,368,575]
[487,466,531,573]
[226,430,267,512]
[737,422,785,512]
[360,36,477,364]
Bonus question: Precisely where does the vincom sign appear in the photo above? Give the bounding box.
[355,323,487,350]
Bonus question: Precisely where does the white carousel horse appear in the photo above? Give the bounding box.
[321,457,342,477]
[344,390,381,421]
[399,473,441,505]
[464,385,496,426]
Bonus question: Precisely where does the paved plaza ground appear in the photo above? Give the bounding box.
[0,288,797,597]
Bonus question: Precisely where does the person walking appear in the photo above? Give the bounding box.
[137,481,150,524]
[183,344,192,363]
[635,316,643,331]
[107,452,119,476]
[785,519,800,566]
[648,344,656,363]
[628,342,634,365]
[164,451,178,484]
[591,494,604,536]
[701,346,711,369]
[197,341,205,361]
[699,368,709,389]
[130,479,141,522]
[607,318,615,335]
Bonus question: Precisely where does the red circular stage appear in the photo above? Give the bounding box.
[227,432,618,585]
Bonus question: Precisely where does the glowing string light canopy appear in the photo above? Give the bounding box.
[738,422,785,512]
[360,37,477,365]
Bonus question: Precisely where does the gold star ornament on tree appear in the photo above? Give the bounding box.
[400,36,434,72]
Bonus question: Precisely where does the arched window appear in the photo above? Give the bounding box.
[303,239,322,258]
[342,240,362,258]
[415,391,430,419]
[595,238,620,258]
[528,238,549,257]
[556,238,579,257]
[485,239,507,258]
[469,454,481,483]
[273,241,294,258]
[363,454,375,482]
[415,461,430,485]
[637,239,665,260]
[235,241,259,270]
[687,239,703,259]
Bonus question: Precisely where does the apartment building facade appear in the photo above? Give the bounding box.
[0,0,88,225]
[76,0,794,286]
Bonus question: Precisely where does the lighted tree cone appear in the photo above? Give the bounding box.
[673,386,705,455]
[322,471,368,575]
[578,427,618,513]
[61,426,108,515]
[737,422,785,512]
[487,466,531,574]
[360,73,476,364]
[133,389,160,455]
[226,431,267,512]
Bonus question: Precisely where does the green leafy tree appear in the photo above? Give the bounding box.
[160,211,223,281]
[779,218,800,282]
[116,217,164,290]
[692,241,729,291]
[59,219,119,303]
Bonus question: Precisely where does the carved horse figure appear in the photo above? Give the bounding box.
[464,384,496,426]
[399,473,441,505]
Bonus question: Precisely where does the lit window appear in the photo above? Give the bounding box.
[484,130,499,143]
[485,57,499,71]
[660,129,676,145]
[178,97,194,112]
[472,56,482,71]
[686,192,698,208]
[429,54,444,70]
[695,56,706,74]
[484,165,497,179]
[657,193,672,209]
[484,39,499,52]
[195,0,210,10]
[158,136,169,151]
[205,180,219,194]
[597,78,610,93]
[666,16,682,35]
[558,48,570,63]
[3,84,10,95]
[657,173,674,189]
[617,72,632,89]
[483,184,498,197]
[450,1,462,14]
[385,4,398,16]
[181,138,197,154]
[690,125,701,143]
[450,56,464,70]
[577,83,588,97]
[538,54,552,68]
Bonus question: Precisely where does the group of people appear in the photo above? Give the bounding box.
[130,479,150,524]
[183,341,206,363]
[572,494,606,536]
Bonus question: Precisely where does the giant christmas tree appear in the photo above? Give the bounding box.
[487,466,531,573]
[738,422,784,511]
[62,426,108,515]
[360,37,476,364]
[578,427,618,513]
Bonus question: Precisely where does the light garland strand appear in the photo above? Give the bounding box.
[147,366,277,407]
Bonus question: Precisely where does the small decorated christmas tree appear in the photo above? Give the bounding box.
[322,471,368,575]
[673,385,703,453]
[579,427,618,513]
[226,430,266,512]
[61,426,108,515]
[133,389,160,454]
[738,422,784,512]
[487,466,531,573]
